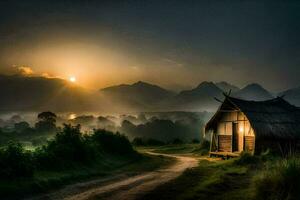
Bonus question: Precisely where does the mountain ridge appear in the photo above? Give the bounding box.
[0,74,299,112]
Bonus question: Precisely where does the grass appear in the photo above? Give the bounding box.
[139,149,300,200]
[0,153,174,199]
[253,157,300,200]
[139,156,258,200]
[137,143,207,155]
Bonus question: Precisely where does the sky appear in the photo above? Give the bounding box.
[0,0,299,92]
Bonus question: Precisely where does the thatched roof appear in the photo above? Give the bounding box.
[206,96,300,139]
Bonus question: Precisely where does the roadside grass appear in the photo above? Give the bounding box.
[0,153,174,199]
[139,157,257,200]
[137,143,207,155]
[140,151,300,200]
[253,157,300,200]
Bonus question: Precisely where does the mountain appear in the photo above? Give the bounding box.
[99,81,175,111]
[2,75,292,112]
[171,81,223,111]
[232,83,273,101]
[215,81,240,93]
[279,86,300,106]
[0,75,96,111]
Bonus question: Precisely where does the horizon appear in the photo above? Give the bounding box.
[0,72,298,94]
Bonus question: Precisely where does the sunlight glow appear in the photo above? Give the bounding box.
[69,113,76,120]
[69,76,76,82]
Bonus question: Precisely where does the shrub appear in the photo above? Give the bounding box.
[254,158,300,200]
[92,129,135,155]
[35,124,95,169]
[0,142,34,179]
[0,125,137,176]
[132,137,145,146]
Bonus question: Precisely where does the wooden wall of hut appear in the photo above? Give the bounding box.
[215,111,255,153]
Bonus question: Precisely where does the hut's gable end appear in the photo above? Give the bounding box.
[216,111,254,137]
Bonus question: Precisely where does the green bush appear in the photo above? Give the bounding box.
[254,158,300,200]
[0,142,34,179]
[92,129,135,155]
[35,124,95,169]
[0,124,137,177]
[132,137,145,146]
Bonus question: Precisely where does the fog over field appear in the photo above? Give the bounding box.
[0,111,212,146]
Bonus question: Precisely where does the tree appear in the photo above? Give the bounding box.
[35,111,57,133]
[14,121,30,133]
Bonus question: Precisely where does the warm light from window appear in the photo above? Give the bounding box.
[239,126,244,133]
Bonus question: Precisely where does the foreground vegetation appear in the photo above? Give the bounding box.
[0,124,172,199]
[139,152,300,200]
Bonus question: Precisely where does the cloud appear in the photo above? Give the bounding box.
[41,72,50,78]
[11,65,57,79]
[12,65,34,76]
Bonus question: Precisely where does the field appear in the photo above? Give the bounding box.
[139,157,254,200]
[1,137,300,200]
[137,143,209,156]
[138,148,300,200]
[0,153,173,199]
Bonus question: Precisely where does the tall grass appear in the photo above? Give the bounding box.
[254,157,300,200]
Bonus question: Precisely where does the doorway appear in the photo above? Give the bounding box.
[232,122,239,152]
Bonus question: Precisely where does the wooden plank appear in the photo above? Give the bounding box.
[244,136,255,152]
[210,151,240,158]
[218,135,232,152]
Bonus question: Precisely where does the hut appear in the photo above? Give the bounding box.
[205,95,300,157]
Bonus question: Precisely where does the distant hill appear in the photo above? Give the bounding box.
[232,83,273,101]
[215,81,240,93]
[0,75,95,111]
[279,86,300,106]
[99,81,175,111]
[171,82,223,111]
[1,75,297,112]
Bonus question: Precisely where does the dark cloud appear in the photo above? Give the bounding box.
[0,0,299,91]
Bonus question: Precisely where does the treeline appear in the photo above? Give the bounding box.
[0,111,208,146]
[0,124,136,179]
[120,118,204,142]
[68,112,207,143]
[0,111,60,146]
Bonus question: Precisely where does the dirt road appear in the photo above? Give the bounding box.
[29,153,198,200]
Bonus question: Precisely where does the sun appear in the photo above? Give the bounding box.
[69,76,76,82]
